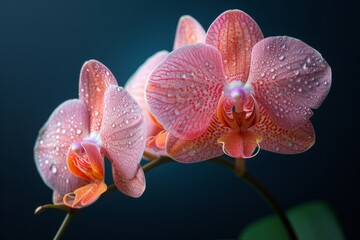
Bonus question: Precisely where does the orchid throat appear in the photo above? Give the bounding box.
[219,81,259,130]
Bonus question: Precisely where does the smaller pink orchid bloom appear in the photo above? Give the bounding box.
[125,15,205,160]
[146,10,331,162]
[34,60,146,208]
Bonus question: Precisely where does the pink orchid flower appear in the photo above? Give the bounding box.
[146,10,331,162]
[34,60,146,208]
[125,15,205,159]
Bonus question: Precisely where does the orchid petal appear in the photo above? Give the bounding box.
[253,105,315,154]
[218,130,260,158]
[112,163,145,198]
[63,181,107,208]
[125,51,168,137]
[67,141,104,181]
[146,43,225,140]
[173,15,206,50]
[100,85,146,181]
[166,115,230,162]
[205,9,264,83]
[249,36,331,129]
[52,191,64,205]
[34,100,89,195]
[79,60,118,132]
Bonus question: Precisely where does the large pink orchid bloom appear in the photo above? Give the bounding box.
[34,60,146,208]
[146,10,331,162]
[125,15,205,159]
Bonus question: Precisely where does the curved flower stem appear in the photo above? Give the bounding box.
[211,157,297,240]
[54,212,75,240]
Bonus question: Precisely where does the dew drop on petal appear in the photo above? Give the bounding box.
[278,55,285,61]
[50,164,57,174]
[76,129,82,135]
[188,150,196,156]
[181,73,187,79]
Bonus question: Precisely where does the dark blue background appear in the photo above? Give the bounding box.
[1,0,358,239]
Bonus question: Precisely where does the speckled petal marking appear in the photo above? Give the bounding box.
[166,115,230,163]
[146,43,225,140]
[79,60,118,133]
[253,104,315,153]
[34,99,90,195]
[249,36,332,129]
[173,15,206,50]
[205,9,264,83]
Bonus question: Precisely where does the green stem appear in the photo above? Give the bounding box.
[54,212,75,240]
[211,157,297,240]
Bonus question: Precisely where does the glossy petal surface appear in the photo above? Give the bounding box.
[79,60,118,132]
[125,51,168,137]
[100,85,146,180]
[205,9,263,83]
[166,115,230,162]
[34,100,89,195]
[218,130,259,158]
[173,15,206,50]
[249,36,331,129]
[67,141,104,181]
[63,181,107,208]
[146,43,225,140]
[253,105,315,154]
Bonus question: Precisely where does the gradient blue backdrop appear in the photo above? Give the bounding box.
[1,0,358,239]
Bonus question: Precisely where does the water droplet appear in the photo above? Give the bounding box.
[298,88,303,93]
[260,72,265,77]
[65,178,69,184]
[271,74,276,79]
[94,111,99,116]
[125,119,129,124]
[278,55,285,61]
[167,92,174,97]
[188,150,196,156]
[302,63,307,70]
[50,164,57,174]
[76,129,82,135]
[57,122,61,127]
[286,65,291,70]
[293,70,300,75]
[204,61,209,67]
[96,87,101,92]
[111,123,116,128]
[270,68,274,72]
[281,43,286,49]
[181,73,187,79]
[324,81,328,85]
[106,71,110,76]
[174,109,180,116]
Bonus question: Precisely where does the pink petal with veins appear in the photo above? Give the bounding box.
[166,115,230,162]
[205,9,264,83]
[100,85,146,181]
[146,43,225,140]
[79,60,118,133]
[112,163,145,197]
[249,36,331,129]
[173,15,206,50]
[125,51,168,137]
[253,104,315,154]
[34,99,89,195]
